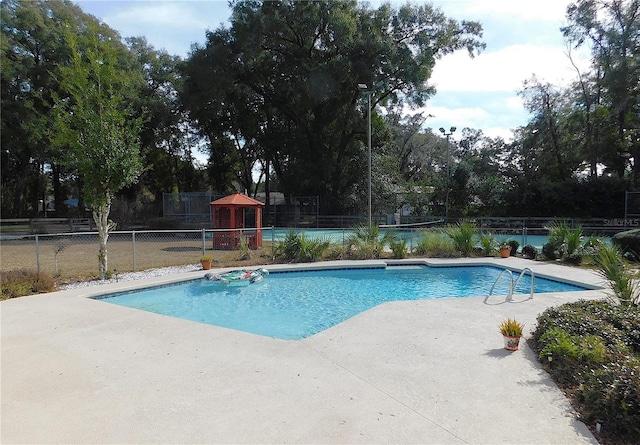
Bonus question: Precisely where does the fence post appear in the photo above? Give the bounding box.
[132,231,136,272]
[201,229,206,256]
[35,234,40,273]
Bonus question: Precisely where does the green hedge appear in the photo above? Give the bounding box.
[612,228,640,259]
[531,300,640,444]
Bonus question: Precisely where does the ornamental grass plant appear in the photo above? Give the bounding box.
[499,318,524,337]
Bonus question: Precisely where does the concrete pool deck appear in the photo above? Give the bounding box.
[2,258,605,444]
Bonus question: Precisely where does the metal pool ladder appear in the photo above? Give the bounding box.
[490,267,535,301]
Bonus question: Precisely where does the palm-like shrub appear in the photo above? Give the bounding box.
[445,221,476,256]
[274,229,330,263]
[387,230,408,259]
[593,243,639,305]
[544,221,586,263]
[479,233,499,256]
[346,224,391,259]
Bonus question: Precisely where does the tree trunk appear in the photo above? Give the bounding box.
[92,201,116,280]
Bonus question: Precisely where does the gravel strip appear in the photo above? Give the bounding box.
[59,264,201,290]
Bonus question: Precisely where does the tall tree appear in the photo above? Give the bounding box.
[182,0,484,214]
[125,37,206,206]
[53,23,144,279]
[0,0,87,216]
[563,0,640,183]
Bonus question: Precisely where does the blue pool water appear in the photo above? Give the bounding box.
[261,228,574,250]
[98,265,589,340]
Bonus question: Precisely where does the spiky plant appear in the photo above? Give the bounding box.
[479,233,499,256]
[387,230,408,259]
[445,221,476,256]
[274,229,330,263]
[593,243,639,305]
[347,224,391,259]
[499,318,524,337]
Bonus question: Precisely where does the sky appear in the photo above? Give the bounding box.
[75,0,590,143]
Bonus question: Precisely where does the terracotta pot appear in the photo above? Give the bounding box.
[500,247,511,258]
[200,260,212,270]
[503,335,521,351]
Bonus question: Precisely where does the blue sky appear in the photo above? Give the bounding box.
[76,0,589,142]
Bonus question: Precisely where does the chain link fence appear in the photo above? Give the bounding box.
[1,229,277,279]
[1,216,627,279]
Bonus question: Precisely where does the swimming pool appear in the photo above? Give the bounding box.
[97,265,590,340]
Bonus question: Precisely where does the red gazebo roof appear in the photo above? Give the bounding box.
[210,192,264,207]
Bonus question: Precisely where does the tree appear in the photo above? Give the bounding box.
[53,23,144,279]
[126,37,206,200]
[182,0,485,214]
[0,0,87,217]
[562,0,640,183]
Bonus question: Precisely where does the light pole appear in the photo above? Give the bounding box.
[358,83,372,226]
[439,126,456,219]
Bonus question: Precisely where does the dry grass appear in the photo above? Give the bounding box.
[0,236,276,283]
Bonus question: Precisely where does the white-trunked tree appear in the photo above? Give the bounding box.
[53,23,143,280]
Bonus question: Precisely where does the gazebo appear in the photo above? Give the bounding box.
[210,192,264,250]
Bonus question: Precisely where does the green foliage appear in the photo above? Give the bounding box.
[414,229,457,257]
[1,0,93,217]
[531,300,640,444]
[346,225,391,259]
[274,230,330,263]
[543,221,589,264]
[181,1,484,214]
[538,328,607,366]
[387,231,408,259]
[612,229,640,260]
[54,24,144,208]
[478,233,499,256]
[445,221,476,256]
[498,318,524,337]
[521,244,538,259]
[542,241,561,261]
[593,243,640,305]
[506,240,519,255]
[0,269,56,300]
[52,23,144,279]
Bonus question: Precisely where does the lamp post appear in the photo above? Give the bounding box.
[358,83,372,226]
[439,126,456,219]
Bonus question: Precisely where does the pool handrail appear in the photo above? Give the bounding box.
[489,269,514,300]
[512,267,535,300]
[490,267,536,302]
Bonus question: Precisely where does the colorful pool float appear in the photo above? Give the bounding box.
[204,268,269,285]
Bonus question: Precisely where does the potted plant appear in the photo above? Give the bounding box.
[499,243,511,258]
[499,318,524,351]
[507,240,519,256]
[200,255,213,270]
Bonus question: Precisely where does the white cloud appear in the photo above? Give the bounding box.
[431,44,588,93]
[403,100,519,140]
[432,0,569,22]
[81,0,230,56]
